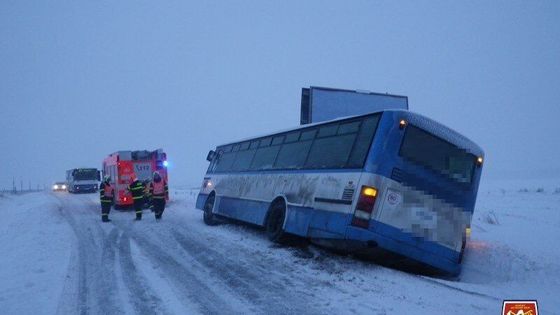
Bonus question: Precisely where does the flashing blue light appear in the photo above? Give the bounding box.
[163,161,169,167]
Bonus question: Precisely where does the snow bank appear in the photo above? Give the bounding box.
[0,192,73,314]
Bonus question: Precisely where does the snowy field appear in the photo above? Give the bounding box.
[0,179,558,314]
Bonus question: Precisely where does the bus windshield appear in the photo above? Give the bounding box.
[72,169,98,181]
[400,125,475,184]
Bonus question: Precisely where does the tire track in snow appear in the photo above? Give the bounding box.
[57,203,91,315]
[99,227,123,315]
[416,275,501,301]
[117,231,168,315]
[170,229,324,315]
[49,195,89,315]
[112,221,243,315]
[55,194,124,315]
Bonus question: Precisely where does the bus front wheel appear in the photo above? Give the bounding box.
[266,201,289,243]
[203,194,219,226]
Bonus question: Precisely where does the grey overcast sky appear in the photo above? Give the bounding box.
[1,1,559,189]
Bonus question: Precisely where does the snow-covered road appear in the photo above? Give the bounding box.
[0,181,558,314]
[49,193,323,315]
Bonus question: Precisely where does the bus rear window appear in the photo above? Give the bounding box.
[400,125,475,184]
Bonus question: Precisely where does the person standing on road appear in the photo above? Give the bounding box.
[143,179,152,212]
[149,171,168,220]
[128,176,146,221]
[99,175,113,222]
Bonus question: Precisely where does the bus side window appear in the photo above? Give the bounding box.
[318,124,338,138]
[259,137,272,147]
[300,129,317,140]
[305,133,357,169]
[271,136,284,145]
[250,145,281,170]
[231,148,256,171]
[285,132,300,143]
[274,140,312,169]
[338,121,360,134]
[215,152,237,172]
[250,141,260,150]
[250,135,283,170]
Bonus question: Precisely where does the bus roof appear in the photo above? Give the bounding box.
[215,110,484,156]
[67,168,97,171]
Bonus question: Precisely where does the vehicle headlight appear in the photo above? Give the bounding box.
[53,185,59,189]
[62,185,67,189]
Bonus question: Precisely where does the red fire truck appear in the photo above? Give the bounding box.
[102,149,169,208]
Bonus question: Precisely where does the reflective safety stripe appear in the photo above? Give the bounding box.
[152,195,165,199]
[130,186,144,191]
[103,184,114,198]
[132,196,144,200]
[152,181,165,195]
[101,200,112,203]
[135,210,142,214]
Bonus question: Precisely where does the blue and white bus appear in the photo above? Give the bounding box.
[196,110,484,275]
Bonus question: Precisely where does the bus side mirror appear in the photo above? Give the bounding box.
[206,150,216,162]
[97,170,101,181]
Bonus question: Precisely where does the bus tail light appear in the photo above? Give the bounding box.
[351,186,378,229]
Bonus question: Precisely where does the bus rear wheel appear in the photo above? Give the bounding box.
[266,202,289,243]
[203,194,219,226]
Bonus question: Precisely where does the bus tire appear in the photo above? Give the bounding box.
[266,201,289,243]
[203,194,219,226]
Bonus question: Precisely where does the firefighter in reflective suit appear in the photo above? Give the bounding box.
[149,171,168,220]
[128,176,146,221]
[99,176,113,222]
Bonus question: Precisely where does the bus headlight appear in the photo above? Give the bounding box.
[399,119,407,129]
[476,156,483,166]
[203,179,212,188]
